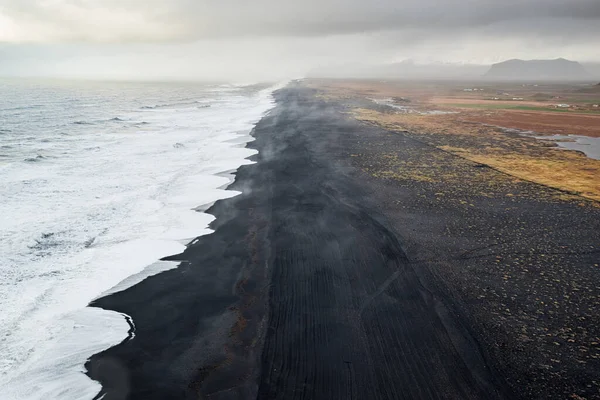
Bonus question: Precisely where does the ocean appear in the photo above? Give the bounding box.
[0,79,278,399]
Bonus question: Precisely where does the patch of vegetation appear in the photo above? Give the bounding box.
[447,104,571,112]
[351,107,600,202]
[568,99,600,104]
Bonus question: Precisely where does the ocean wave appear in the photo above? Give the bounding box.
[28,232,63,255]
[27,231,98,259]
[84,237,96,248]
[0,81,280,400]
[28,232,76,259]
[141,100,210,110]
[0,105,43,112]
[76,117,148,126]
[24,155,46,163]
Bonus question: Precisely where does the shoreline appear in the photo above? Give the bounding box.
[86,101,278,399]
[0,82,277,400]
[87,82,600,399]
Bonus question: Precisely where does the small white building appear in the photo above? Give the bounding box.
[556,104,570,108]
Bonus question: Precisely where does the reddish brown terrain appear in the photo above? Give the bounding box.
[308,79,600,202]
[463,110,600,138]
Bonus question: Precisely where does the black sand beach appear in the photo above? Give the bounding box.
[87,83,600,400]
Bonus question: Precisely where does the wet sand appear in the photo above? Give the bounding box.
[87,83,600,399]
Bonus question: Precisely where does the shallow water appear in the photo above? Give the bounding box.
[532,134,600,160]
[370,97,457,115]
[0,79,279,399]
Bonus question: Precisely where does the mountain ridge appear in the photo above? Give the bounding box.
[484,58,589,80]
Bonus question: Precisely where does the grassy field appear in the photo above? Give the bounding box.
[447,103,600,113]
[303,77,600,203]
[568,98,600,103]
[447,103,572,112]
[351,107,600,202]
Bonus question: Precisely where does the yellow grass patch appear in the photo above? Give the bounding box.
[467,153,600,201]
[352,108,600,202]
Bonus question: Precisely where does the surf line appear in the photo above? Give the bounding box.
[121,312,136,341]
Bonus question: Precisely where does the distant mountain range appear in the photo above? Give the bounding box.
[309,58,598,81]
[484,58,589,80]
[308,60,489,80]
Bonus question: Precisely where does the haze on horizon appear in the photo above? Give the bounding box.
[0,0,599,81]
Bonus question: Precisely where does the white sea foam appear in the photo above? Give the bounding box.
[0,80,281,399]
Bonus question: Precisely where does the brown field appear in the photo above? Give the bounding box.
[307,79,600,202]
[462,110,600,137]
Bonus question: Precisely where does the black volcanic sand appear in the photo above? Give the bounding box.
[87,84,600,400]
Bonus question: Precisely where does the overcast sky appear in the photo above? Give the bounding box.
[1,0,599,80]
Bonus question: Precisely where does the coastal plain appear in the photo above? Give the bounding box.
[88,81,600,400]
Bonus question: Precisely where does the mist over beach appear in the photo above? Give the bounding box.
[1,1,600,400]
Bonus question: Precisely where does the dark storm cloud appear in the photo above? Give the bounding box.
[178,0,600,37]
[1,0,599,79]
[0,0,599,42]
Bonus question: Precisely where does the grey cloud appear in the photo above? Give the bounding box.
[1,0,599,42]
[1,0,599,79]
[141,0,600,38]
